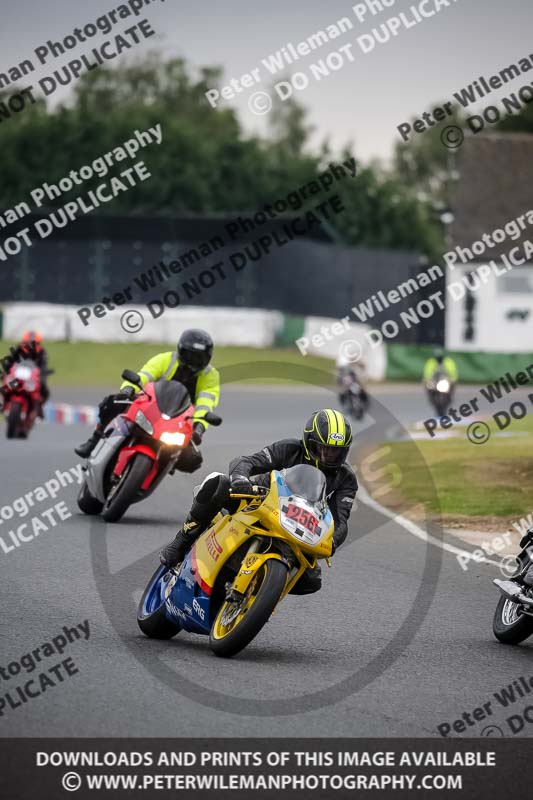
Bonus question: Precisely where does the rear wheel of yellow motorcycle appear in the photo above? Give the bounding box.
[209,560,288,658]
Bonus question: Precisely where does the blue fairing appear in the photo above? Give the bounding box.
[141,564,170,617]
[275,471,292,497]
[155,553,212,635]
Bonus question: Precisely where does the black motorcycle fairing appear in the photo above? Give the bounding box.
[154,379,191,418]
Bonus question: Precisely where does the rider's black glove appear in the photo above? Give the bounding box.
[180,446,203,473]
[330,540,337,557]
[117,385,136,401]
[192,421,205,445]
[230,474,253,495]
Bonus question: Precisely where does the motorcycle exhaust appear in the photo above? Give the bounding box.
[493,578,533,607]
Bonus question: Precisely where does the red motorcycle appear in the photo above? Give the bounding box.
[2,359,45,439]
[78,369,222,523]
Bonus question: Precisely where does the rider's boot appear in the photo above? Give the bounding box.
[160,474,230,568]
[159,514,205,567]
[75,425,103,458]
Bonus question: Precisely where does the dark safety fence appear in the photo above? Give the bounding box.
[0,213,444,344]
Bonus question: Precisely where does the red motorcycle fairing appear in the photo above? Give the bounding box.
[113,444,159,490]
[8,393,29,414]
[123,385,194,441]
[2,360,42,437]
[110,380,194,492]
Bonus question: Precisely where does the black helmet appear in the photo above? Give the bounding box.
[177,329,213,373]
[302,409,353,471]
[434,346,444,363]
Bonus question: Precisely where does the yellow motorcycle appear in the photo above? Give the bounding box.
[138,464,334,657]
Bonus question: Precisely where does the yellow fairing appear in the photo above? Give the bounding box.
[192,513,252,596]
[231,552,286,594]
[192,471,335,601]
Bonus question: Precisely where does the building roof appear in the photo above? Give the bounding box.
[450,133,533,255]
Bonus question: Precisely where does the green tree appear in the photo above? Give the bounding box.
[0,54,440,257]
[496,103,533,134]
[334,159,442,258]
[393,103,466,210]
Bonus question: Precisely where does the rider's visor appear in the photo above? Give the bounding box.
[308,439,349,468]
[179,348,210,372]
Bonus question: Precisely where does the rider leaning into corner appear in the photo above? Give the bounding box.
[75,329,220,474]
[160,408,358,595]
[336,348,369,408]
[3,331,51,417]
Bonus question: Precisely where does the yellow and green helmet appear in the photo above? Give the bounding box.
[302,408,353,470]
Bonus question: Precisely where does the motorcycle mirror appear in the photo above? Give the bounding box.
[203,412,223,426]
[121,369,142,387]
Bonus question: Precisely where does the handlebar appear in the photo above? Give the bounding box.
[229,486,268,499]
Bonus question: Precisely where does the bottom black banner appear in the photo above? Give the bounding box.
[0,738,529,799]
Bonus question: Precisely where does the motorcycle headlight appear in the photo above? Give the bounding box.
[160,431,186,446]
[436,379,450,392]
[135,410,154,435]
[14,366,32,380]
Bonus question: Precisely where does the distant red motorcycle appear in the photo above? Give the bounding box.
[2,359,46,439]
[78,369,222,522]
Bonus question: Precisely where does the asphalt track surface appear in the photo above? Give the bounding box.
[1,382,532,738]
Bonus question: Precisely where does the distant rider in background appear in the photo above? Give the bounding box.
[336,349,369,411]
[5,331,51,417]
[75,329,220,474]
[423,347,458,385]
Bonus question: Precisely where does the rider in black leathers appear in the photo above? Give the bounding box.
[160,408,358,594]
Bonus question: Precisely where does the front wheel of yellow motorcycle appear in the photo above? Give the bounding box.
[209,559,288,658]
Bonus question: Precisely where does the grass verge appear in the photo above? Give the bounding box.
[0,340,334,387]
[361,415,533,530]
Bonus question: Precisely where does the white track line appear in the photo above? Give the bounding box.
[357,483,502,568]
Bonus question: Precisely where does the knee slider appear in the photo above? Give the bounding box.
[193,473,230,518]
[98,395,112,414]
[196,472,227,503]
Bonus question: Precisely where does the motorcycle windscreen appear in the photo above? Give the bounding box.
[14,359,37,373]
[280,464,327,503]
[12,360,38,390]
[154,380,191,418]
[276,466,332,546]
